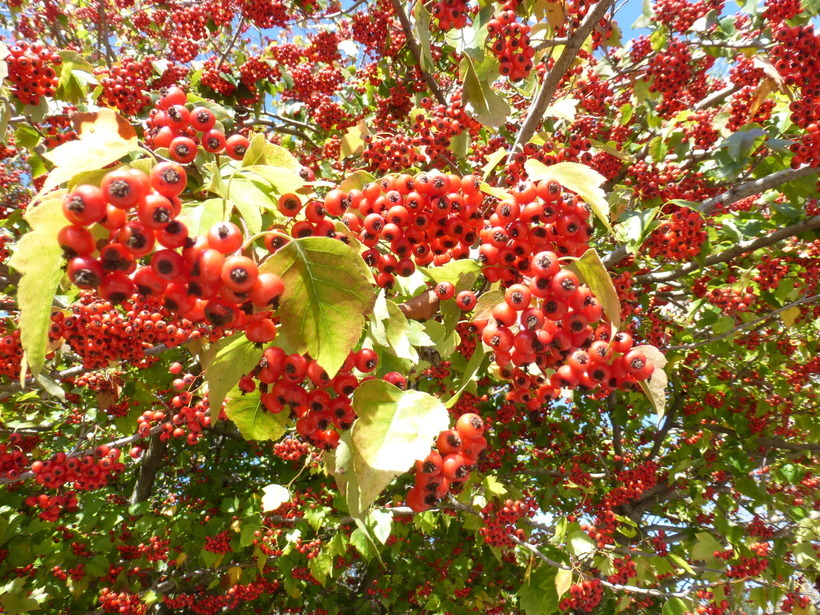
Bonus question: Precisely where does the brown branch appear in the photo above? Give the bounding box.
[388,0,447,106]
[507,0,615,162]
[635,216,820,285]
[602,167,819,270]
[700,166,818,216]
[701,424,819,453]
[130,433,169,505]
[0,344,170,401]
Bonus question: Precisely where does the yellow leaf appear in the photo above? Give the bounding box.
[555,568,573,598]
[634,345,668,421]
[41,109,139,195]
[567,249,622,330]
[779,306,801,328]
[7,194,67,378]
[227,566,243,586]
[524,159,614,234]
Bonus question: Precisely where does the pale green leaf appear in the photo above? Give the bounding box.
[351,379,449,473]
[634,344,668,421]
[413,2,436,72]
[7,194,66,378]
[41,109,139,195]
[262,237,376,378]
[554,568,573,598]
[224,388,288,441]
[567,249,622,329]
[261,484,291,512]
[367,509,393,544]
[177,198,224,237]
[568,530,597,557]
[460,57,510,129]
[205,333,265,421]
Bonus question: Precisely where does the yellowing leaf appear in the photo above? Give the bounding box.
[634,345,668,421]
[340,121,370,160]
[226,566,243,586]
[545,98,579,123]
[555,568,573,598]
[41,109,139,195]
[224,387,288,441]
[261,484,291,512]
[7,194,67,379]
[567,249,622,329]
[262,237,376,378]
[480,181,513,200]
[525,159,613,234]
[779,306,801,328]
[481,148,508,179]
[351,379,450,473]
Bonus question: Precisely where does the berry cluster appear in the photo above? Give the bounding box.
[0,432,33,479]
[487,3,534,80]
[479,498,535,548]
[559,579,603,612]
[95,58,153,116]
[29,446,126,491]
[645,205,706,260]
[430,0,469,30]
[407,412,487,512]
[59,162,282,345]
[4,41,60,105]
[24,491,79,522]
[144,86,250,161]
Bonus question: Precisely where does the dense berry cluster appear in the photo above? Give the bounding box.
[4,41,60,105]
[559,578,603,612]
[479,498,535,548]
[487,3,535,80]
[144,86,250,161]
[29,446,126,491]
[645,205,706,260]
[407,412,487,511]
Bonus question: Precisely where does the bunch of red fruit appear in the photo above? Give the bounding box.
[59,162,284,345]
[4,40,60,105]
[144,86,250,162]
[407,412,486,512]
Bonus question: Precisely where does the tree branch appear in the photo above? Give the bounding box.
[700,166,818,215]
[663,293,820,351]
[130,433,169,505]
[388,0,447,106]
[602,167,819,270]
[507,0,614,163]
[635,216,820,285]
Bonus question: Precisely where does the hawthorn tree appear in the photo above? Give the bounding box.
[0,0,818,612]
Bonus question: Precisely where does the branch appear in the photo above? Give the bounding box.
[648,387,684,460]
[507,0,615,162]
[700,166,818,215]
[0,425,164,486]
[664,293,820,351]
[701,424,820,452]
[0,344,169,401]
[635,216,820,285]
[242,119,319,149]
[130,433,169,505]
[215,16,246,72]
[602,167,819,269]
[388,0,447,106]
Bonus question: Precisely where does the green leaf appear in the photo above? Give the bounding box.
[567,249,622,329]
[339,170,376,193]
[517,565,559,615]
[7,194,66,378]
[445,346,487,408]
[0,594,40,615]
[481,148,508,179]
[308,549,332,586]
[205,333,265,421]
[261,237,376,378]
[634,344,668,421]
[243,166,305,196]
[568,530,597,557]
[177,198,224,237]
[662,598,692,615]
[413,2,436,72]
[614,207,660,254]
[421,259,481,291]
[524,160,613,234]
[460,56,510,129]
[224,388,288,441]
[228,177,270,234]
[483,475,508,498]
[261,484,291,512]
[351,379,449,473]
[719,126,766,161]
[471,289,505,322]
[691,532,724,564]
[367,509,393,544]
